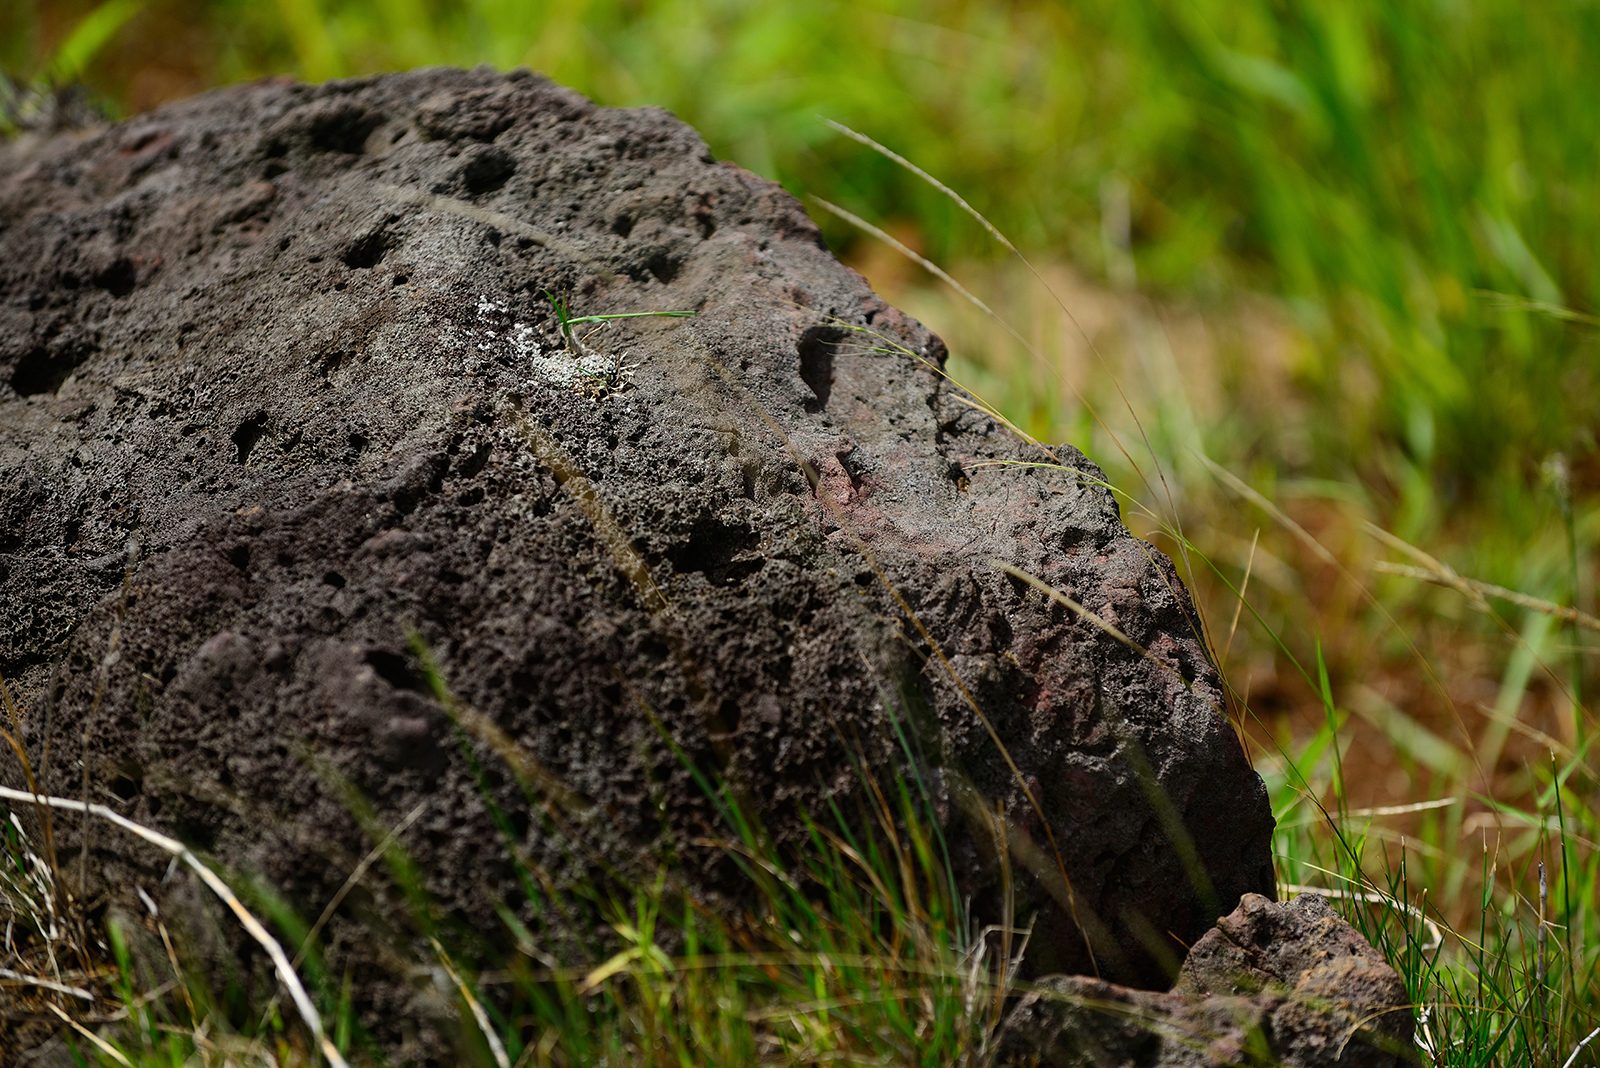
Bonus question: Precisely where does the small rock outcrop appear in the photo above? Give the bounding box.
[2,67,1276,1047]
[1001,894,1416,1067]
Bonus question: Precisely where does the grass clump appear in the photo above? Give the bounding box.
[2,661,1016,1067]
[1266,684,1600,1067]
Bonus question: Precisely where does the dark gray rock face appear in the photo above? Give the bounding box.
[0,66,1273,1034]
[1001,894,1416,1067]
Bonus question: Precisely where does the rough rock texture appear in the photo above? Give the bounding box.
[1,67,1274,1050]
[1000,894,1416,1067]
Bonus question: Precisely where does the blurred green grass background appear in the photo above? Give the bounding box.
[7,0,1598,508]
[6,4,1600,1060]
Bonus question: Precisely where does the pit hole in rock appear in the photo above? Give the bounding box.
[459,147,516,195]
[506,810,530,841]
[307,107,383,155]
[365,649,423,691]
[109,768,142,801]
[323,571,346,589]
[717,698,741,734]
[669,514,759,585]
[342,231,389,269]
[232,412,268,464]
[798,326,846,412]
[227,544,251,572]
[317,349,351,376]
[10,344,87,396]
[173,813,218,852]
[93,259,137,297]
[646,250,682,285]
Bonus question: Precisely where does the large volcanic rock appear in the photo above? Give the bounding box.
[0,66,1273,1030]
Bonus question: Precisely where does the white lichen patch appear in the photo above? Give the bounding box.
[433,294,636,393]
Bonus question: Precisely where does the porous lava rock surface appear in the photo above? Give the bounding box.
[2,67,1275,1050]
[1000,893,1416,1067]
